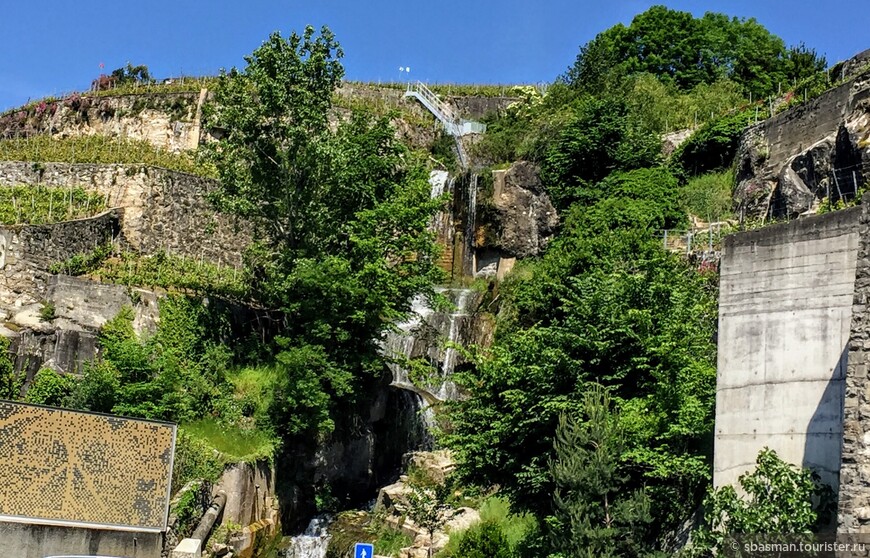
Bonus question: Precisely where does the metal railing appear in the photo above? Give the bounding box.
[403,81,486,141]
[406,81,461,127]
[662,222,730,256]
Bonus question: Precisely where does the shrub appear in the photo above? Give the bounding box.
[39,301,56,322]
[456,520,513,558]
[25,368,72,406]
[671,110,753,178]
[66,360,120,413]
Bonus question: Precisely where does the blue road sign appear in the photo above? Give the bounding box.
[354,542,375,558]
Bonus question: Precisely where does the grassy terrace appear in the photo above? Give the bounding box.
[181,418,276,463]
[52,248,250,300]
[0,136,216,177]
[0,185,107,224]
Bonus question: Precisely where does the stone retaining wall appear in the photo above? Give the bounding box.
[0,162,250,267]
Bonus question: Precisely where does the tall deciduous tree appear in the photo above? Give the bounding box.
[566,6,825,99]
[204,27,443,437]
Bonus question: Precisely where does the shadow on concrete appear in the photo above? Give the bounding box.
[803,344,847,495]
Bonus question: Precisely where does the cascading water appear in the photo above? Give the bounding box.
[463,173,478,277]
[429,169,449,198]
[284,516,331,558]
[382,287,475,404]
[428,170,456,274]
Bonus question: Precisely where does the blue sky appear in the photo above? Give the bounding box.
[0,1,866,111]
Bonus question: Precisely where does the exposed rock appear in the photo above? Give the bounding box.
[662,128,694,157]
[486,161,558,258]
[835,49,870,82]
[734,57,870,220]
[0,92,202,152]
[408,450,455,485]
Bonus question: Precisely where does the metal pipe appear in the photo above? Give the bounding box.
[191,490,227,542]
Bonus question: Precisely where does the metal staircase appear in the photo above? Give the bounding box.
[404,81,486,168]
[404,81,463,135]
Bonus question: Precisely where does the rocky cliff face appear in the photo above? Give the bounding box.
[470,161,558,279]
[486,161,558,259]
[0,92,203,152]
[734,66,870,220]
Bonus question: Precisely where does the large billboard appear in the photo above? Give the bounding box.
[0,400,176,532]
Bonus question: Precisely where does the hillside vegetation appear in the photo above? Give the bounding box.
[0,6,842,557]
[442,6,833,557]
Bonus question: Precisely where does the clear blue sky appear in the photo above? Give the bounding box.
[1,1,866,111]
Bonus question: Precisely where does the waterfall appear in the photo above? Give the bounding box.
[436,288,472,400]
[381,288,475,403]
[284,516,332,558]
[429,171,455,270]
[383,294,433,394]
[429,169,449,198]
[463,173,478,277]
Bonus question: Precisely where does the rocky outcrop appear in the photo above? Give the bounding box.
[834,49,870,83]
[0,92,202,152]
[482,161,558,260]
[275,385,427,533]
[734,60,870,220]
[0,275,159,380]
[662,128,694,157]
[372,450,480,558]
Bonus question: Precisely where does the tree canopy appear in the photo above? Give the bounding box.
[566,5,825,98]
[203,26,443,438]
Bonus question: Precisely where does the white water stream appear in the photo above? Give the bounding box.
[284,516,331,558]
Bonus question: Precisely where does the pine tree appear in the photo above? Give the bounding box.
[547,386,654,557]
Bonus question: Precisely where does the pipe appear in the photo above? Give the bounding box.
[191,490,227,542]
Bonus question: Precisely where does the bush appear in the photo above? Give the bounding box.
[439,497,535,558]
[171,430,224,493]
[66,360,120,413]
[671,110,753,178]
[681,170,735,222]
[0,336,22,400]
[25,368,73,406]
[455,520,513,558]
[39,301,56,322]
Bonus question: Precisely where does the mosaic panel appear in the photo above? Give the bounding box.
[0,400,175,531]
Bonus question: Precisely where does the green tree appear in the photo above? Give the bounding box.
[565,5,822,99]
[541,96,661,210]
[687,448,835,556]
[66,360,120,413]
[405,480,453,558]
[110,63,153,85]
[203,27,442,438]
[547,387,653,558]
[446,169,716,538]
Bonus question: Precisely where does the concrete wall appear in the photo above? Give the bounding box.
[0,522,162,558]
[715,207,862,490]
